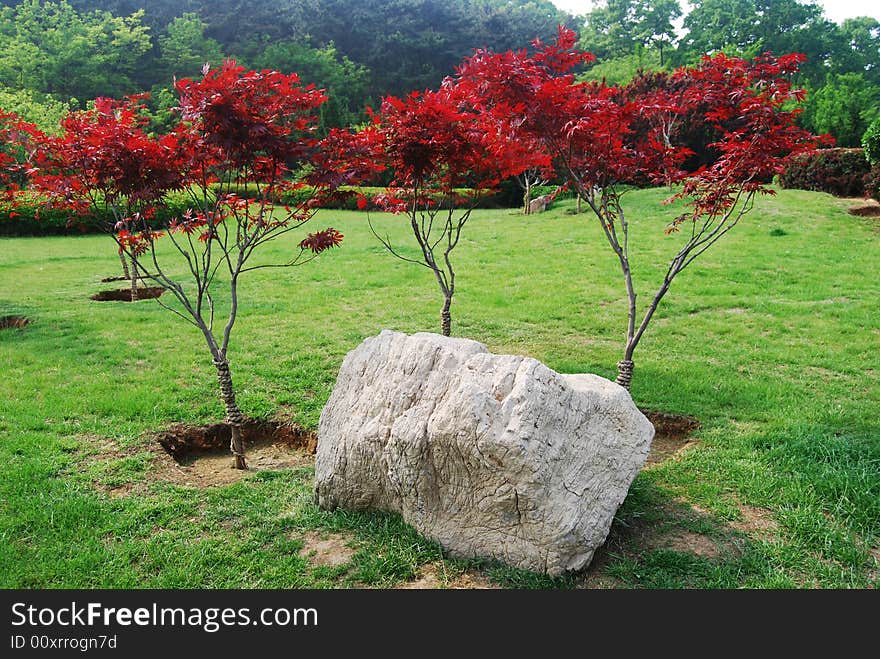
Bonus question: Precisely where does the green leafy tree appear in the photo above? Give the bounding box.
[0,0,151,104]
[580,49,663,85]
[863,116,880,166]
[803,73,880,147]
[831,17,880,86]
[301,0,574,99]
[0,85,68,132]
[250,39,369,131]
[678,0,835,82]
[579,0,682,65]
[158,12,224,81]
[863,116,880,201]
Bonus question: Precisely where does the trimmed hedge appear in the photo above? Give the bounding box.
[212,182,525,211]
[0,191,195,236]
[778,148,871,197]
[1,181,559,236]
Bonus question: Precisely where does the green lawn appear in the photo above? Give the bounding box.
[0,188,877,588]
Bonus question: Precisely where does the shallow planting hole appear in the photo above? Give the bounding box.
[642,410,701,466]
[90,286,165,302]
[848,204,880,218]
[0,315,30,330]
[154,420,317,486]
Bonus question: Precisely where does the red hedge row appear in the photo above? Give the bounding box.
[778,148,871,198]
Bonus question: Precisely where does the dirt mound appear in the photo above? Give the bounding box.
[0,315,30,329]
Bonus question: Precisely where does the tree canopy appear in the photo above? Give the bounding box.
[0,0,877,145]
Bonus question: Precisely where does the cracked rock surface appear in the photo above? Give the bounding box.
[314,330,654,575]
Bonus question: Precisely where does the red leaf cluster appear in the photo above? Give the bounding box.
[299,227,343,254]
[0,110,43,204]
[12,61,347,251]
[26,95,186,222]
[175,61,327,175]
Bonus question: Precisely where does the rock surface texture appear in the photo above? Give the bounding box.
[314,330,654,575]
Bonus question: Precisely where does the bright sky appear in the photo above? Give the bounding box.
[550,0,880,24]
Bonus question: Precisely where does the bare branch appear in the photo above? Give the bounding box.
[367,214,433,269]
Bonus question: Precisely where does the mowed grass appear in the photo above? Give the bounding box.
[0,187,877,588]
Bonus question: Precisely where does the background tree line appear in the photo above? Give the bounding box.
[579,0,879,147]
[0,0,877,145]
[0,0,577,134]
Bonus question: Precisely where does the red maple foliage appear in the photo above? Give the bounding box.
[0,110,42,207]
[30,95,184,217]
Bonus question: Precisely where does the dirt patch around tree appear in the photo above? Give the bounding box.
[84,419,316,493]
[154,420,317,487]
[90,286,165,302]
[0,315,30,330]
[298,530,357,568]
[396,562,500,589]
[642,410,701,466]
[847,200,880,217]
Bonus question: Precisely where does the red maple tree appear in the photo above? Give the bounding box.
[364,85,538,336]
[454,28,820,388]
[24,63,346,468]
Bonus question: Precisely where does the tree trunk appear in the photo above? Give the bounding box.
[615,358,635,390]
[577,194,582,214]
[119,250,130,280]
[214,359,247,469]
[523,179,531,215]
[440,295,452,337]
[129,258,139,302]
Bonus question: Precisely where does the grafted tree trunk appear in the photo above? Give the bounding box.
[615,357,635,390]
[440,294,452,337]
[129,258,139,302]
[215,359,247,469]
[119,249,130,280]
[522,177,532,214]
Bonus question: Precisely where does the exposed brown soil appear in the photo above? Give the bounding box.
[654,530,723,558]
[579,498,744,588]
[90,286,165,302]
[0,315,30,329]
[848,201,880,217]
[397,562,500,589]
[84,419,317,493]
[642,410,701,466]
[298,531,357,568]
[152,420,317,487]
[157,419,316,460]
[730,504,779,536]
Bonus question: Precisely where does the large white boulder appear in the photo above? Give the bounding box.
[314,330,654,575]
